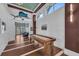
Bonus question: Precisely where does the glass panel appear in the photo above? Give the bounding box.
[15,22,29,35]
[54,3,64,11]
[47,3,64,14]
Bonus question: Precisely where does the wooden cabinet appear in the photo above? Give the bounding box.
[65,3,79,53]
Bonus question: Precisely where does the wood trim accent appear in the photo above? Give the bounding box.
[34,3,46,13]
[36,34,56,41]
[33,15,36,34]
[8,4,33,13]
[65,3,79,53]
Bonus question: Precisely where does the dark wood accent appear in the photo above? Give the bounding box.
[34,3,46,13]
[8,4,33,13]
[65,3,79,53]
[8,3,45,13]
[33,15,36,34]
[31,35,56,56]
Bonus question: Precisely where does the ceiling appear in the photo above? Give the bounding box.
[13,3,39,11]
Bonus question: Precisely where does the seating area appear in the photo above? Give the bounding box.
[22,32,29,39]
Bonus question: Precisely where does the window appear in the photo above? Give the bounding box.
[15,22,29,35]
[47,3,64,14]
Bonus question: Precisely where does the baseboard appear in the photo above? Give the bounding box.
[0,41,8,55]
[64,48,79,56]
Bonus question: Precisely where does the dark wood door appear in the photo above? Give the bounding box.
[65,3,79,53]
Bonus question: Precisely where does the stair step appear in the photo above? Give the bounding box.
[8,38,30,46]
[8,40,16,45]
[1,44,39,56]
[4,41,31,51]
[21,47,44,56]
[26,46,63,56]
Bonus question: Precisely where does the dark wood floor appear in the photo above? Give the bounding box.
[27,46,62,56]
[1,42,63,56]
[1,41,39,56]
[1,36,64,56]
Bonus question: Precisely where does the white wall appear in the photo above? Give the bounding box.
[0,4,33,55]
[36,4,79,56]
[8,7,33,35]
[36,7,65,49]
[8,7,32,19]
[0,4,15,55]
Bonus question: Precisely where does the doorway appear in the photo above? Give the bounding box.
[15,22,30,44]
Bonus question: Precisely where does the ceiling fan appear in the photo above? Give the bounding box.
[10,11,30,19]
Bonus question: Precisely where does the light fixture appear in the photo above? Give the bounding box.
[70,14,73,22]
[70,4,73,12]
[70,4,73,23]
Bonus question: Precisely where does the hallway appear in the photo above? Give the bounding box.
[1,3,79,56]
[0,3,66,56]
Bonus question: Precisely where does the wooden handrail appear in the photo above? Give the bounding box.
[31,34,56,41]
[31,35,55,56]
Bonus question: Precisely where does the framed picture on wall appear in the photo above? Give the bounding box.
[1,21,6,34]
[0,19,1,34]
[30,27,33,31]
[41,24,47,30]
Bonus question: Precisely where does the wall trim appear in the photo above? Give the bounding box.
[64,48,79,56]
[8,4,33,13]
[34,3,46,13]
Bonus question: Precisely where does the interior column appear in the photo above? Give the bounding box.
[33,14,36,34]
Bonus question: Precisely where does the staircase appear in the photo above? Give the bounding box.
[1,40,64,56]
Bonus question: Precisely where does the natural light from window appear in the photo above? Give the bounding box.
[38,13,44,19]
[47,3,64,14]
